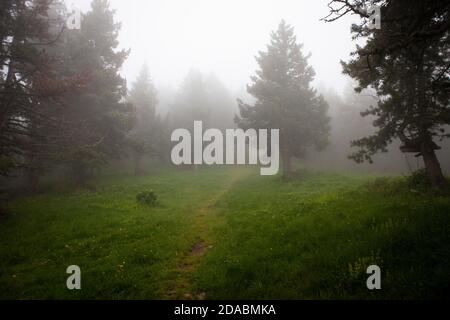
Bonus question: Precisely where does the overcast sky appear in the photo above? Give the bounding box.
[66,0,359,95]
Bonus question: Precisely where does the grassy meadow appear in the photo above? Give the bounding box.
[0,166,449,299]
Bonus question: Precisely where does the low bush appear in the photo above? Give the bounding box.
[406,168,431,192]
[136,190,157,206]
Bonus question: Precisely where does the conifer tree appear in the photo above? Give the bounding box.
[236,20,330,177]
[128,64,159,175]
[56,0,133,185]
[324,0,450,188]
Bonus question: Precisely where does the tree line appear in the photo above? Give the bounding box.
[1,0,448,190]
[1,0,133,188]
[0,0,237,189]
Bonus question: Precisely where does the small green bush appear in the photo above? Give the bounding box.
[136,190,157,207]
[406,168,431,191]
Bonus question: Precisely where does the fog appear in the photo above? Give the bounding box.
[2,0,448,193]
[66,0,358,94]
[72,0,442,174]
[1,0,449,301]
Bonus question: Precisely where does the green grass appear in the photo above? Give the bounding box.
[0,167,449,299]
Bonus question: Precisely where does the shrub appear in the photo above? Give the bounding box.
[406,168,431,191]
[136,190,157,207]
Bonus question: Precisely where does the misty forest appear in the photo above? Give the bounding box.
[0,0,449,299]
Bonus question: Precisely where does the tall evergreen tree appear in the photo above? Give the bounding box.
[54,0,133,185]
[170,69,210,129]
[0,0,56,176]
[127,64,159,175]
[324,0,450,188]
[0,0,89,190]
[21,0,91,190]
[204,73,236,130]
[236,20,330,177]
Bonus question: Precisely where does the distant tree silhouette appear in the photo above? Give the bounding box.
[236,20,330,178]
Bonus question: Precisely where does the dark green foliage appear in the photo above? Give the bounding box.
[1,0,134,187]
[236,20,330,176]
[64,147,108,186]
[136,190,157,207]
[0,155,16,176]
[406,169,432,191]
[324,0,450,187]
[33,0,133,187]
[0,0,63,177]
[56,0,132,184]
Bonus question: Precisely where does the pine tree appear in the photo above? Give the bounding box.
[0,0,56,177]
[324,0,450,188]
[0,0,90,190]
[20,0,92,190]
[54,0,133,185]
[170,70,210,129]
[236,20,330,177]
[128,64,159,175]
[204,73,236,130]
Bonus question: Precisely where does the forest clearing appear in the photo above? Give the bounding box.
[1,166,449,299]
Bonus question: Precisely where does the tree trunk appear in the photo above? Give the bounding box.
[416,61,446,189]
[421,144,447,189]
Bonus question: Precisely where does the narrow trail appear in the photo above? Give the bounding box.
[162,170,244,300]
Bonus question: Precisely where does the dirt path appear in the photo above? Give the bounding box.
[162,170,244,300]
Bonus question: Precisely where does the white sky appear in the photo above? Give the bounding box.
[66,0,359,94]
